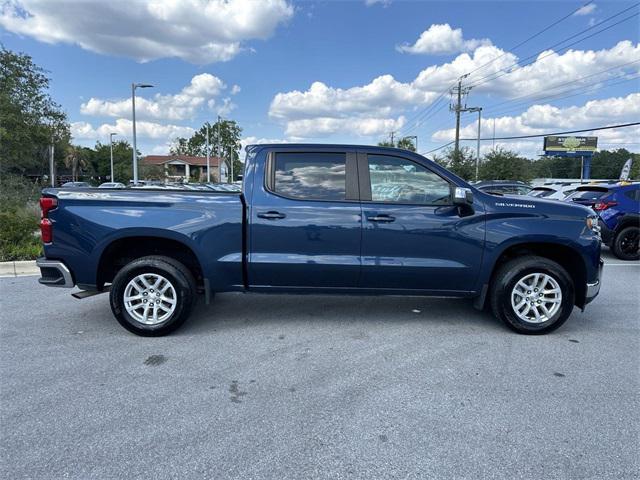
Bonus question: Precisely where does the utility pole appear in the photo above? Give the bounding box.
[450,74,471,157]
[389,131,396,147]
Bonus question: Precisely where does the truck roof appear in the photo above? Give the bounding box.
[246,143,426,156]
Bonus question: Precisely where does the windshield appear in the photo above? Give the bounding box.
[567,189,609,201]
[529,188,554,198]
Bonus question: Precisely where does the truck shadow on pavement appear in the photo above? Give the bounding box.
[179,293,504,336]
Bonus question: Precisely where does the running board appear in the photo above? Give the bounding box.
[72,286,110,299]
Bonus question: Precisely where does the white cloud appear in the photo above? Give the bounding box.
[574,3,597,16]
[0,0,294,64]
[430,93,640,157]
[240,136,291,152]
[284,116,405,138]
[80,74,227,121]
[365,0,391,6]
[71,119,194,142]
[397,24,491,55]
[269,40,639,139]
[230,85,242,95]
[271,76,435,121]
[215,98,237,116]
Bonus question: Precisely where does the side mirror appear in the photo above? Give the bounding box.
[453,187,473,206]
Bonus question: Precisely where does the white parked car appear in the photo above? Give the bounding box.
[528,183,579,200]
[98,182,126,189]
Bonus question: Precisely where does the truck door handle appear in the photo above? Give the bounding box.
[257,211,286,220]
[367,214,395,223]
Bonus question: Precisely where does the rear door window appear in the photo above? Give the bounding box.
[273,152,346,201]
[623,188,640,202]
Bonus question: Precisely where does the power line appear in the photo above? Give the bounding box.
[423,61,639,143]
[396,83,456,137]
[400,3,639,151]
[464,1,594,79]
[467,4,640,88]
[420,122,640,155]
[480,59,640,112]
[466,122,640,141]
[483,73,640,118]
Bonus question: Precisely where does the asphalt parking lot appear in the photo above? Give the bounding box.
[1,249,638,479]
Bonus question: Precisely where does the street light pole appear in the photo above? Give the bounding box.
[131,83,154,185]
[405,135,418,152]
[475,108,482,181]
[466,107,483,181]
[109,132,117,181]
[206,124,211,183]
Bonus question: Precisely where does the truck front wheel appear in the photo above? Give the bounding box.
[109,256,196,336]
[490,256,574,335]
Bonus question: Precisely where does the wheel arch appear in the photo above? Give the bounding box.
[614,213,640,234]
[480,242,587,310]
[96,234,204,290]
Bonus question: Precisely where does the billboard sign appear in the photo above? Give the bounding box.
[544,136,598,154]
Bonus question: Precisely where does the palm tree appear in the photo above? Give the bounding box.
[64,145,87,181]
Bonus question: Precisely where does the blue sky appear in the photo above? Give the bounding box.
[1,0,638,157]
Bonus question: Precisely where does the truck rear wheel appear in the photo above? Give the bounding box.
[109,256,196,336]
[490,256,574,335]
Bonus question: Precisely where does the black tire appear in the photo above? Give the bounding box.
[612,226,640,261]
[109,255,196,336]
[490,256,575,335]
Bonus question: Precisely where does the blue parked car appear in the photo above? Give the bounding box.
[566,183,639,260]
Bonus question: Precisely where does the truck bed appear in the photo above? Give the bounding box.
[41,188,245,291]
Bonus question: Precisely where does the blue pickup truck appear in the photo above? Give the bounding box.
[36,144,603,336]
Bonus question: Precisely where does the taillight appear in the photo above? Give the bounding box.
[40,197,57,244]
[593,201,617,211]
[40,197,57,217]
[40,218,53,243]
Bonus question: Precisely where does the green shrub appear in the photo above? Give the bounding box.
[0,174,41,208]
[0,206,42,261]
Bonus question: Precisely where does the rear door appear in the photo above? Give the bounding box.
[248,149,362,289]
[358,152,485,293]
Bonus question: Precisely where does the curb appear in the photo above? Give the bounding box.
[0,260,39,278]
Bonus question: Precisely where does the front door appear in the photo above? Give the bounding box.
[359,152,484,293]
[249,149,362,289]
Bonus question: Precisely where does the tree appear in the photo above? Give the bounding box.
[590,149,639,180]
[433,147,476,180]
[171,119,243,181]
[397,137,417,152]
[0,45,69,177]
[63,145,88,181]
[479,148,533,182]
[377,138,417,152]
[530,155,581,179]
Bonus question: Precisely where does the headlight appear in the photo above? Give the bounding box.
[586,215,601,236]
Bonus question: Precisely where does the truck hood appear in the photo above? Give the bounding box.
[479,191,594,218]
